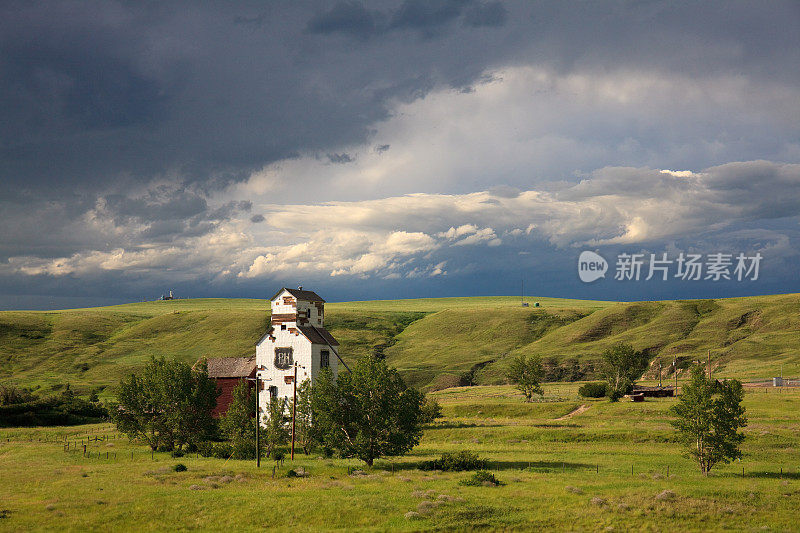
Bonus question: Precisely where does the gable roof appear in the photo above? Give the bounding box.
[297,325,340,347]
[203,356,256,378]
[269,287,326,303]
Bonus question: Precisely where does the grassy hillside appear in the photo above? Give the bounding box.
[1,294,799,395]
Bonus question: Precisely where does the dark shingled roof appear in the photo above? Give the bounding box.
[297,325,340,346]
[204,356,256,378]
[270,287,326,303]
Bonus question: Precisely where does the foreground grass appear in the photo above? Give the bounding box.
[2,384,799,531]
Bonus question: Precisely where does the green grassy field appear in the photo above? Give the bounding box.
[2,293,799,395]
[1,383,799,531]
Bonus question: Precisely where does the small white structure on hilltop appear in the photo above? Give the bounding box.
[255,287,341,419]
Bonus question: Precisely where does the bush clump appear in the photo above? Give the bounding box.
[173,463,187,472]
[460,470,502,487]
[421,451,488,471]
[578,382,608,398]
[197,441,233,459]
[0,384,107,427]
[419,396,443,424]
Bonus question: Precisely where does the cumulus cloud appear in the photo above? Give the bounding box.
[239,229,437,279]
[6,160,800,284]
[220,64,800,207]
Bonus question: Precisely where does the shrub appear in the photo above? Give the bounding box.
[421,451,488,471]
[0,385,35,406]
[171,450,185,458]
[578,382,608,398]
[173,463,187,472]
[286,467,308,478]
[460,470,501,486]
[419,396,443,424]
[0,395,107,427]
[197,441,233,459]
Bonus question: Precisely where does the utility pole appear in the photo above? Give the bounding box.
[291,362,298,461]
[673,358,678,396]
[255,374,260,468]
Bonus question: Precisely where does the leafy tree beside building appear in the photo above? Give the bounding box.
[219,381,258,459]
[290,379,315,455]
[112,357,218,451]
[262,397,290,458]
[311,355,423,466]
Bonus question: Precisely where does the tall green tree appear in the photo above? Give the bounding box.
[290,379,315,455]
[262,397,290,458]
[112,357,218,451]
[506,354,544,402]
[219,381,258,459]
[600,343,649,401]
[311,355,424,466]
[671,365,747,475]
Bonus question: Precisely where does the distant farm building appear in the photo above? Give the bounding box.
[204,356,256,417]
[630,385,675,398]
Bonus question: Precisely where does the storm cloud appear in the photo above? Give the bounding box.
[1,1,799,308]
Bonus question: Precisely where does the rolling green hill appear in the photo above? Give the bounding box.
[1,294,799,396]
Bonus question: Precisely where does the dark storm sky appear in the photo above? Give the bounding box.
[1,1,799,309]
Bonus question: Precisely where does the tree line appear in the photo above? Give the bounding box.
[0,383,107,427]
[111,343,746,475]
[110,354,441,466]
